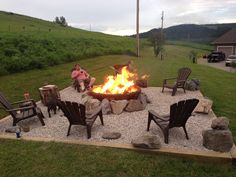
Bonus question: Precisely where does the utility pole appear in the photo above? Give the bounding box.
[160,11,164,60]
[136,0,140,57]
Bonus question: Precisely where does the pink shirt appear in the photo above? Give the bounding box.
[71,69,88,80]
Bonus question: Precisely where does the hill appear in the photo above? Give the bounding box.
[0,11,135,75]
[131,23,236,43]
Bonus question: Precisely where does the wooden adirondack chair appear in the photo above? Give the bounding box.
[0,92,45,126]
[147,99,199,144]
[58,100,104,139]
[162,67,192,96]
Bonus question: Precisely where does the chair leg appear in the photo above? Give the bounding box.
[99,111,104,125]
[183,126,189,140]
[37,113,45,126]
[183,87,186,93]
[172,87,177,96]
[13,119,17,126]
[86,125,92,139]
[47,107,51,118]
[164,128,169,144]
[147,114,152,131]
[162,85,165,93]
[67,124,72,136]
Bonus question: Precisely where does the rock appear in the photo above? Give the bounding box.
[131,135,161,149]
[110,100,128,115]
[81,94,93,105]
[85,99,101,114]
[125,99,145,112]
[194,97,213,114]
[202,129,233,152]
[138,92,150,106]
[211,117,229,130]
[102,131,121,139]
[185,79,200,91]
[101,99,112,115]
[5,126,20,133]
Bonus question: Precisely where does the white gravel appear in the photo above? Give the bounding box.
[0,87,215,151]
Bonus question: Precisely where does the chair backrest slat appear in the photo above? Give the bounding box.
[0,92,16,116]
[58,100,86,125]
[177,68,191,86]
[169,99,199,128]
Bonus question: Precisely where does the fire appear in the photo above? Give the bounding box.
[92,66,139,94]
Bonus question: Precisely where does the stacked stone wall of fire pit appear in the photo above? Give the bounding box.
[84,92,150,115]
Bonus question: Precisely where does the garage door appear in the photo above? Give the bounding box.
[217,46,233,58]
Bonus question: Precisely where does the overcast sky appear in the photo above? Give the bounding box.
[1,0,236,35]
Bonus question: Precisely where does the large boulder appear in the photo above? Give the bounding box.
[194,97,213,114]
[131,135,161,149]
[202,129,233,152]
[110,100,128,115]
[101,99,112,115]
[211,117,229,130]
[185,79,200,91]
[102,131,121,139]
[85,99,101,114]
[125,99,145,112]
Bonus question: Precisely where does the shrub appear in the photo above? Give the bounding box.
[4,48,18,57]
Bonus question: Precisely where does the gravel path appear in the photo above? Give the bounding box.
[0,87,215,151]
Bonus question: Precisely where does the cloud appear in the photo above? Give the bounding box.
[1,0,236,35]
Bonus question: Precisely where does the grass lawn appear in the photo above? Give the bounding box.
[0,139,235,177]
[0,44,236,176]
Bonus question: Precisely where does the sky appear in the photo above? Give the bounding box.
[1,0,236,35]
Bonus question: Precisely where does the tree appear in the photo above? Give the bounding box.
[148,31,165,58]
[54,16,68,27]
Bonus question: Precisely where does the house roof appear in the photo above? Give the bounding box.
[212,28,236,44]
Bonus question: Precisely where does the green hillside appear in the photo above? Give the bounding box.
[0,11,135,75]
[131,23,236,43]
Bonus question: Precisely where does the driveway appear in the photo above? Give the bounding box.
[198,58,235,73]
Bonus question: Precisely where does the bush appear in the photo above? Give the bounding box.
[4,48,18,57]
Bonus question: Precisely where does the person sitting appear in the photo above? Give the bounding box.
[71,64,96,92]
[113,60,135,75]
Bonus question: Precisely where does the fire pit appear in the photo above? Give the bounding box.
[88,66,141,101]
[88,86,141,101]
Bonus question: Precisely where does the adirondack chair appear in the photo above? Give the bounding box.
[58,100,104,139]
[162,67,192,96]
[0,92,45,126]
[147,99,199,144]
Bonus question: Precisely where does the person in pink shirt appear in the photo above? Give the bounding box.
[71,64,96,92]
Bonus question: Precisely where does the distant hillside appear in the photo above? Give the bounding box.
[0,11,135,75]
[131,23,236,43]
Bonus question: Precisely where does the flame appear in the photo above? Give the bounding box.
[92,66,138,94]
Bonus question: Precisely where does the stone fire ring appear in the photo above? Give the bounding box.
[88,87,141,101]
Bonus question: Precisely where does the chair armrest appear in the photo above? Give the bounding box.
[11,99,36,107]
[164,77,177,81]
[149,110,169,121]
[6,105,35,112]
[86,106,102,119]
[11,99,36,105]
[163,77,177,84]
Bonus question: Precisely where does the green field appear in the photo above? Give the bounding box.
[0,11,135,75]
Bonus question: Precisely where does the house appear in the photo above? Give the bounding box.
[212,28,236,57]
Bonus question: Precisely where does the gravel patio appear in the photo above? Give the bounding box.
[0,87,215,151]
